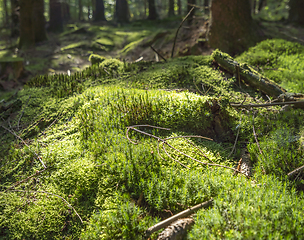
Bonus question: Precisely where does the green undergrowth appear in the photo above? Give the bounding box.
[236,38,304,93]
[1,52,304,239]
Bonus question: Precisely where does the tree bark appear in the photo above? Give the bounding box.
[168,0,175,17]
[62,0,71,22]
[79,0,83,21]
[49,0,63,32]
[19,0,47,49]
[208,0,261,56]
[10,0,19,37]
[94,0,106,21]
[288,0,304,25]
[2,0,9,27]
[187,0,195,24]
[148,0,158,20]
[115,0,130,23]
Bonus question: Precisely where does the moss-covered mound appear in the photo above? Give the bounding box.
[1,48,304,239]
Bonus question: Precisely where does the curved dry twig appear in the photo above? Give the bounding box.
[161,141,190,169]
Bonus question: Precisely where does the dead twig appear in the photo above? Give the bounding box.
[8,189,83,224]
[150,46,167,62]
[1,125,47,168]
[171,7,195,58]
[252,113,266,173]
[288,164,304,178]
[230,100,304,108]
[145,198,213,238]
[17,95,31,131]
[127,125,250,178]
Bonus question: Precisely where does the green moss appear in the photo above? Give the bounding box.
[99,58,124,73]
[88,54,106,65]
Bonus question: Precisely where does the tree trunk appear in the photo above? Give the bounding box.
[33,0,47,42]
[208,0,260,56]
[288,0,304,25]
[19,0,47,49]
[19,0,35,49]
[115,0,129,23]
[49,0,63,32]
[204,0,209,15]
[3,0,9,27]
[168,0,175,17]
[148,0,158,20]
[94,0,106,21]
[177,0,181,15]
[62,0,71,22]
[258,0,267,12]
[79,0,83,21]
[10,0,19,37]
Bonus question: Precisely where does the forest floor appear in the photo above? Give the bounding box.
[0,18,304,96]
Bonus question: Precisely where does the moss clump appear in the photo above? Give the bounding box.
[88,54,106,66]
[99,58,124,73]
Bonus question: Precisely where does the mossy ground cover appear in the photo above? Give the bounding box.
[1,41,304,239]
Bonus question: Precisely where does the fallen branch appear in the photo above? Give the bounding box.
[230,100,304,108]
[150,46,167,62]
[171,7,195,58]
[8,189,83,224]
[145,198,213,238]
[212,50,286,98]
[288,165,304,178]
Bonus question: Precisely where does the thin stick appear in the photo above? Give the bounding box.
[145,198,213,237]
[252,113,266,173]
[5,168,48,191]
[288,164,304,178]
[171,7,195,58]
[193,77,204,95]
[150,45,167,62]
[161,141,190,169]
[230,100,304,108]
[1,125,47,168]
[228,115,242,158]
[9,189,83,224]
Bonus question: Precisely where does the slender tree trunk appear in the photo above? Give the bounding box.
[79,0,83,21]
[288,0,304,25]
[3,0,9,27]
[49,0,63,32]
[148,0,158,20]
[115,0,129,23]
[258,0,266,12]
[33,0,47,42]
[204,0,209,15]
[19,0,34,49]
[62,0,71,22]
[177,0,181,15]
[10,0,19,37]
[208,0,261,55]
[94,0,106,21]
[168,0,174,17]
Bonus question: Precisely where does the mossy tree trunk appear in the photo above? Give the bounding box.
[288,0,304,25]
[115,0,130,23]
[168,0,175,17]
[207,0,261,55]
[148,0,158,20]
[49,0,63,32]
[94,0,106,21]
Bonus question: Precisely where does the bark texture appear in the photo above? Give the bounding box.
[288,0,304,25]
[168,0,175,17]
[49,0,63,32]
[208,0,260,55]
[94,0,106,21]
[148,0,158,20]
[10,0,19,37]
[115,0,130,23]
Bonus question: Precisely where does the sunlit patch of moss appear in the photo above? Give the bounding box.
[88,54,106,65]
[99,58,124,73]
[60,41,87,51]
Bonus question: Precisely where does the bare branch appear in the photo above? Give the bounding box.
[288,165,304,178]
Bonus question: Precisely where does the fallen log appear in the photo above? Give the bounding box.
[212,50,286,98]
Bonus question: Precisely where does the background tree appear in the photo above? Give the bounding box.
[10,0,19,37]
[49,0,63,32]
[168,0,175,17]
[288,0,304,25]
[187,0,195,24]
[115,0,130,23]
[62,0,71,22]
[19,0,47,49]
[79,0,83,21]
[2,0,9,27]
[94,0,106,21]
[207,0,261,55]
[148,0,158,20]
